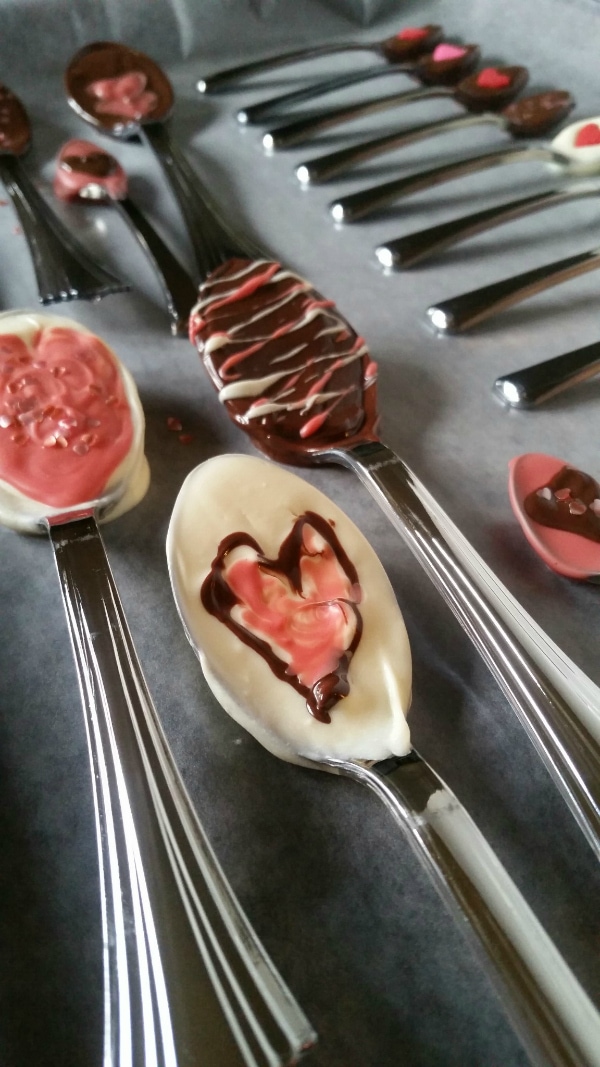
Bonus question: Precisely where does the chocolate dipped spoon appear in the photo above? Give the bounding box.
[198,23,443,92]
[65,42,265,280]
[330,104,600,224]
[509,453,600,582]
[54,139,197,335]
[0,83,127,304]
[187,254,600,862]
[0,310,315,1067]
[301,75,565,186]
[168,453,600,1067]
[238,41,480,126]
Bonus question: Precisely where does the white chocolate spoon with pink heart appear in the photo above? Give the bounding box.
[167,452,600,1067]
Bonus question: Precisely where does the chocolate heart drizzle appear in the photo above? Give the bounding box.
[201,510,363,722]
[525,465,600,543]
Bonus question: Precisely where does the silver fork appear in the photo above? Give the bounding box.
[426,244,600,333]
[35,489,316,1066]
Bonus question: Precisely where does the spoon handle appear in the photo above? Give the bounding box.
[0,155,128,304]
[237,63,412,125]
[141,121,262,280]
[197,43,377,92]
[263,85,453,150]
[47,511,315,1067]
[115,197,198,336]
[329,145,554,222]
[329,441,600,860]
[427,246,600,333]
[333,753,600,1067]
[376,184,599,268]
[296,112,504,184]
[494,339,600,407]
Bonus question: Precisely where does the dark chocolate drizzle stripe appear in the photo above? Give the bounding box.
[525,465,600,543]
[201,510,363,723]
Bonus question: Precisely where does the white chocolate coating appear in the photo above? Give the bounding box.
[0,311,149,533]
[167,454,412,764]
[552,117,600,173]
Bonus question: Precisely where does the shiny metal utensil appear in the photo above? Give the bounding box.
[188,249,600,863]
[427,245,600,333]
[329,114,600,222]
[55,139,197,335]
[238,42,480,125]
[197,23,443,92]
[376,180,600,269]
[169,455,600,1067]
[494,339,600,407]
[0,83,127,304]
[297,86,572,185]
[65,42,265,280]
[0,308,316,1067]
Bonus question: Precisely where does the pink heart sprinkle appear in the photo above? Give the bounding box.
[397,26,429,40]
[574,123,600,147]
[431,43,467,63]
[476,67,511,90]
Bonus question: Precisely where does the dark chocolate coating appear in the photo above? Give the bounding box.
[65,40,173,129]
[0,83,31,156]
[415,43,480,86]
[61,151,117,178]
[503,90,575,137]
[454,65,529,114]
[525,465,600,542]
[379,24,443,62]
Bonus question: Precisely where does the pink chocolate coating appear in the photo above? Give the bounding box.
[54,139,128,202]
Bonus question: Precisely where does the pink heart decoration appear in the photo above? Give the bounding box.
[88,72,157,120]
[574,122,600,147]
[431,43,467,63]
[201,513,363,721]
[476,67,511,90]
[508,453,600,581]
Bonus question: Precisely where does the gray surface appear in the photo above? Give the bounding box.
[1,1,600,1065]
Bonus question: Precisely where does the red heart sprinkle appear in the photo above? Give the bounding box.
[476,67,511,90]
[397,26,429,40]
[574,123,600,147]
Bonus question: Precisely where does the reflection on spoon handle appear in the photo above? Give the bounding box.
[0,156,127,304]
[494,340,600,407]
[141,121,262,280]
[376,185,597,268]
[47,511,315,1067]
[296,112,503,184]
[263,85,451,150]
[330,145,553,222]
[333,754,600,1067]
[427,246,600,333]
[198,43,374,92]
[326,441,600,860]
[114,197,197,336]
[238,64,411,125]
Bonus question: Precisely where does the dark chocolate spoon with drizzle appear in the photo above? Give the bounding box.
[296,70,542,185]
[0,83,127,304]
[182,227,600,866]
[197,24,444,93]
[237,42,480,126]
[64,42,265,281]
[54,139,197,335]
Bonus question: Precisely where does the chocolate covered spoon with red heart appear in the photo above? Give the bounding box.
[239,41,480,127]
[187,255,600,860]
[198,23,443,92]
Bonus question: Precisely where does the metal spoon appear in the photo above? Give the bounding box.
[238,42,480,126]
[494,339,600,407]
[0,309,316,1067]
[64,41,265,280]
[330,112,600,223]
[301,82,578,187]
[426,243,600,333]
[168,453,600,1067]
[0,83,127,304]
[54,138,197,335]
[197,23,444,92]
